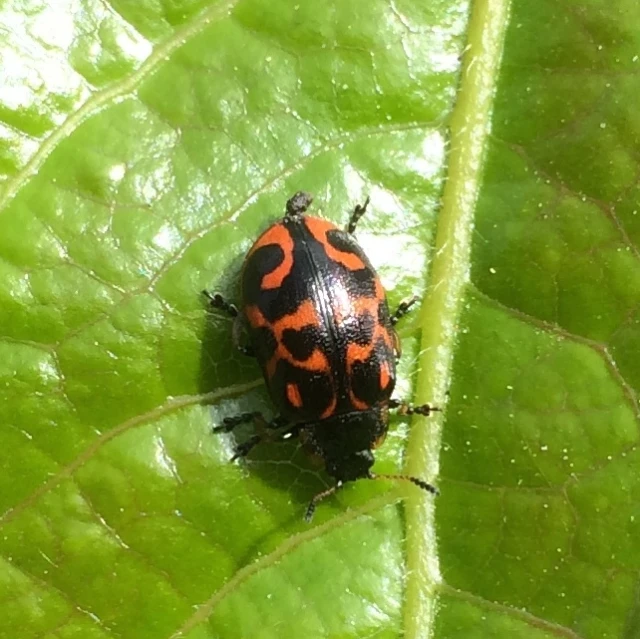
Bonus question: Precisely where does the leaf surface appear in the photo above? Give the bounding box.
[0,1,637,638]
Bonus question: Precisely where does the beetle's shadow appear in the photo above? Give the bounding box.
[198,255,328,521]
[198,253,246,396]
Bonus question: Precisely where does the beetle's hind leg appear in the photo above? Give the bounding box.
[202,290,255,356]
[232,425,301,460]
[389,399,440,416]
[346,196,371,234]
[213,411,263,433]
[214,413,296,460]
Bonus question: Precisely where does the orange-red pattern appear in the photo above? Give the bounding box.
[246,299,339,419]
[319,394,337,420]
[379,361,391,391]
[245,299,330,379]
[304,217,367,271]
[341,278,396,409]
[246,224,295,289]
[245,228,395,417]
[286,382,303,408]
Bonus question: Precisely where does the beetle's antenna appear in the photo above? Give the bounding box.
[305,481,343,522]
[369,472,439,496]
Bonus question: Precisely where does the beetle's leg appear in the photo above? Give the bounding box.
[305,481,343,522]
[230,418,298,461]
[231,316,255,357]
[203,290,255,356]
[346,196,371,234]
[203,290,239,317]
[212,411,263,433]
[214,411,281,455]
[215,412,288,435]
[388,399,440,416]
[390,295,420,325]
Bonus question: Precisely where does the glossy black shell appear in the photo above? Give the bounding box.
[240,212,399,424]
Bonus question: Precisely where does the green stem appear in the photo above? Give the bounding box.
[404,0,511,636]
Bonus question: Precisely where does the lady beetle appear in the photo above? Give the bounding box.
[204,192,439,520]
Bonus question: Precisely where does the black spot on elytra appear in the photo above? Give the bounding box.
[242,244,285,300]
[270,361,334,421]
[253,325,277,362]
[326,229,367,263]
[325,230,379,292]
[350,339,396,406]
[281,325,322,362]
[353,310,376,346]
[295,369,334,416]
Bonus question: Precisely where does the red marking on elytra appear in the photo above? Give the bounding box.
[320,394,337,419]
[348,389,370,411]
[304,217,366,271]
[338,277,396,409]
[286,383,303,408]
[246,300,337,418]
[245,300,329,379]
[247,223,294,289]
[380,361,391,390]
[374,277,385,301]
[346,336,391,410]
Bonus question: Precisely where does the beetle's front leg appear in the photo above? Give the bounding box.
[203,290,255,356]
[346,196,371,234]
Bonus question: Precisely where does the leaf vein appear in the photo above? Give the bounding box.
[0,381,262,529]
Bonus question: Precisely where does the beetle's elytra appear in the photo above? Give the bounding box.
[205,192,439,520]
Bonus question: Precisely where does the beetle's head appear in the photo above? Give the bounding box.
[303,409,438,522]
[305,409,386,483]
[325,449,375,483]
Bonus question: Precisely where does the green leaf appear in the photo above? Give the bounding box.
[1,0,637,638]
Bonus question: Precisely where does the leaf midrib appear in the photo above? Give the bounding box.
[404,0,512,636]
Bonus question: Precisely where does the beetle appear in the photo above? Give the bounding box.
[204,191,439,520]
